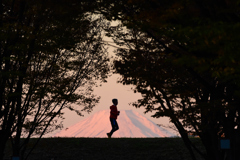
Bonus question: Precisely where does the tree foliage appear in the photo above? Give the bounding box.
[0,0,109,159]
[100,0,240,160]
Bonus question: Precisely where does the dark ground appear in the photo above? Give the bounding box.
[4,138,206,160]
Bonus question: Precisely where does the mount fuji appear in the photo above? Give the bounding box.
[54,110,175,138]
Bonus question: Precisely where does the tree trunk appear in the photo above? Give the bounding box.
[153,88,198,160]
[201,127,221,160]
[12,137,20,158]
[176,123,197,160]
[0,132,8,160]
[0,145,5,160]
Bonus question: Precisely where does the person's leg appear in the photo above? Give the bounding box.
[109,118,119,136]
[107,118,114,138]
[114,119,119,132]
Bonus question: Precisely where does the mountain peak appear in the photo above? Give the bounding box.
[54,110,175,138]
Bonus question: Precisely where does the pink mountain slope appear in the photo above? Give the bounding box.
[54,110,175,138]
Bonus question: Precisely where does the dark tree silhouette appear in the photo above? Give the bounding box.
[99,0,240,160]
[0,0,109,159]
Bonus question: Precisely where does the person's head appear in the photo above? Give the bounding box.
[112,99,118,105]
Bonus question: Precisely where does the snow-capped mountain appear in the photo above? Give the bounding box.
[54,110,175,138]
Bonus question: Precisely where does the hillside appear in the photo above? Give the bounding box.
[4,138,205,160]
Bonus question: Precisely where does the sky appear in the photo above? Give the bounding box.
[49,31,176,136]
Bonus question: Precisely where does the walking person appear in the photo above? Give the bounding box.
[107,99,120,138]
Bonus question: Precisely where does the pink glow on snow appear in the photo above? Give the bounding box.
[54,110,176,138]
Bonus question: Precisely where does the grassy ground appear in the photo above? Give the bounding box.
[4,138,206,160]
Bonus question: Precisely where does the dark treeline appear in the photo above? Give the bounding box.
[1,0,240,160]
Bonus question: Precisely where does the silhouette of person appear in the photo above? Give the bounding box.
[107,99,120,138]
